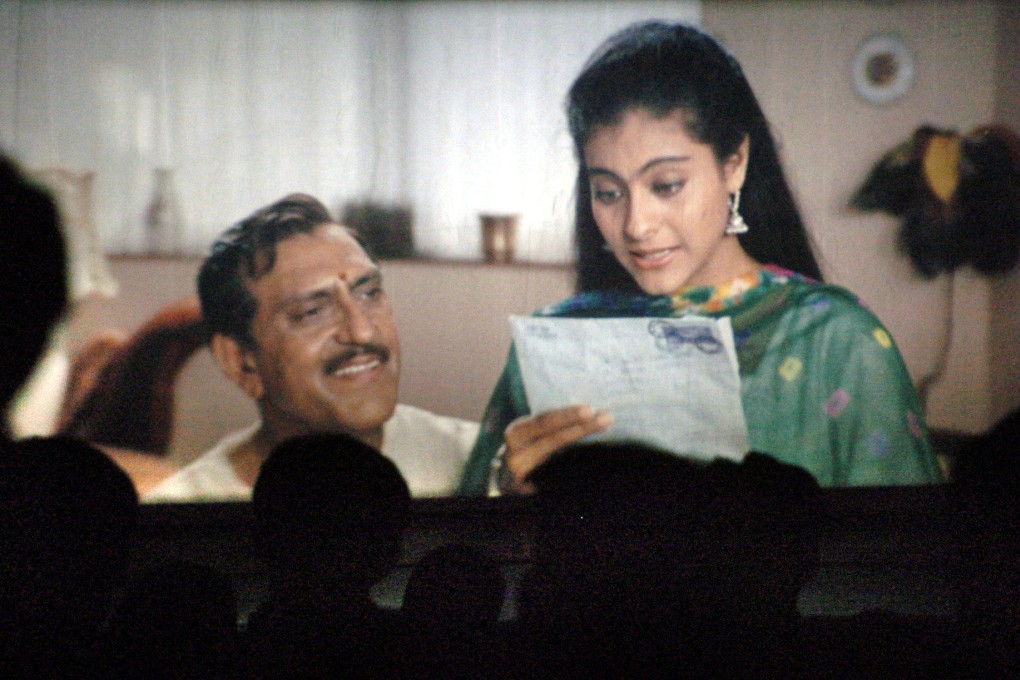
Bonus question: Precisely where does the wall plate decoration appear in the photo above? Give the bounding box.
[851,33,915,106]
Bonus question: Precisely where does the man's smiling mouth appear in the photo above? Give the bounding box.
[324,345,390,377]
[332,358,381,376]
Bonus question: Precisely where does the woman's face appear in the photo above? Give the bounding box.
[583,108,754,295]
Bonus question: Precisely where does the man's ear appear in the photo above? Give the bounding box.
[210,334,264,400]
[725,135,751,194]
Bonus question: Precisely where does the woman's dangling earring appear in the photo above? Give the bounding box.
[725,189,748,235]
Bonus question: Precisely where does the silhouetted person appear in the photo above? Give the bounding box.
[0,152,67,440]
[798,411,1020,678]
[401,543,508,678]
[515,442,822,679]
[246,432,412,678]
[952,406,1020,676]
[0,436,138,675]
[102,559,241,679]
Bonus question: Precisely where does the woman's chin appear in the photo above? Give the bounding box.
[631,270,692,296]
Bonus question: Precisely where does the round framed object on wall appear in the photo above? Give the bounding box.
[851,33,915,106]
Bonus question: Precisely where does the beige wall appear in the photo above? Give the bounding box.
[385,261,574,423]
[703,0,1017,432]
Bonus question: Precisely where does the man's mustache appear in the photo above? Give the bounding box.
[323,344,390,374]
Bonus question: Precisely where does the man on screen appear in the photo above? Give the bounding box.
[146,194,478,501]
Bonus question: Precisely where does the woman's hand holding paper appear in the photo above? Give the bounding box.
[499,405,612,494]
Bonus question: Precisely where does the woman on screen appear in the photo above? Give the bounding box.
[458,21,942,494]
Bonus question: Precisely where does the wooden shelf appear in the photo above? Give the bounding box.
[382,256,572,271]
[109,253,574,271]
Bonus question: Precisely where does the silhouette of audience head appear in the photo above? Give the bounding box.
[0,436,138,670]
[248,432,411,677]
[696,451,824,624]
[0,152,68,421]
[951,407,1020,673]
[519,442,822,676]
[104,559,241,678]
[403,542,506,628]
[401,543,509,678]
[522,442,702,628]
[252,431,412,598]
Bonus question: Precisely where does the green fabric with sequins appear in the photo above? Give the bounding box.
[457,266,943,494]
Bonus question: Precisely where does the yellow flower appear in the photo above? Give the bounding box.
[778,357,803,382]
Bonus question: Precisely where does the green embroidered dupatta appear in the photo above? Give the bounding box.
[457,266,943,494]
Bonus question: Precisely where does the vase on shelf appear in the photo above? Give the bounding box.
[144,167,183,255]
[480,213,518,263]
[32,167,118,299]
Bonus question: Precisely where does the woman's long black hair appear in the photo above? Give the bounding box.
[567,21,822,292]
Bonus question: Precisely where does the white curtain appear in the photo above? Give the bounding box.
[2,0,699,261]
